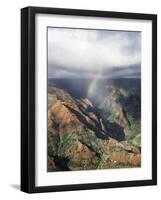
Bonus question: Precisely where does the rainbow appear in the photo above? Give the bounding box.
[87,71,102,98]
[87,78,98,98]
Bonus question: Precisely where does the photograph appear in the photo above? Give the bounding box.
[47,27,141,172]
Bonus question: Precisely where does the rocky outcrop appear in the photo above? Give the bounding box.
[109,151,141,166]
[48,88,108,138]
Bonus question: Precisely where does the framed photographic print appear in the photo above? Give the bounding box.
[21,6,157,193]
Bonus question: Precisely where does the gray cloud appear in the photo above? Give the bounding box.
[48,27,141,78]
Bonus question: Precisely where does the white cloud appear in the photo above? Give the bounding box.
[48,28,141,78]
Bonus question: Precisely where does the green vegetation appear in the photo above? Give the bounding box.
[107,113,115,123]
[58,131,113,170]
[58,131,108,157]
[77,131,109,154]
[58,133,78,157]
[127,115,141,147]
[47,132,60,157]
[68,160,99,171]
[97,153,110,169]
[48,130,140,171]
[109,146,124,153]
[57,132,101,170]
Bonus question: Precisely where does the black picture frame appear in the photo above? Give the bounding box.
[21,6,157,193]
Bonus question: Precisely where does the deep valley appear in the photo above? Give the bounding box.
[47,78,141,172]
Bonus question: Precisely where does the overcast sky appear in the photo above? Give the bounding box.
[48,27,141,78]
